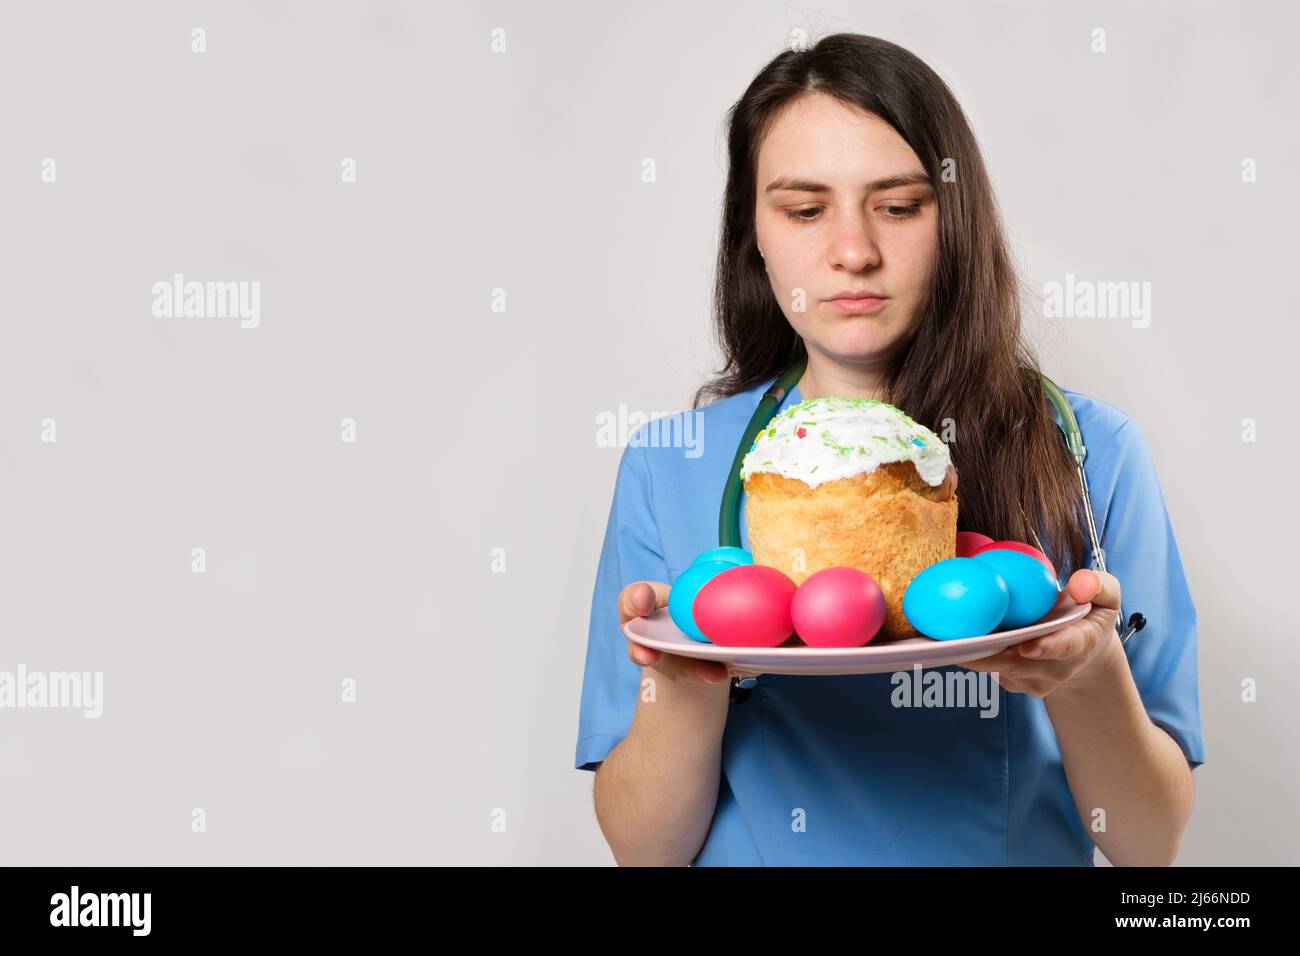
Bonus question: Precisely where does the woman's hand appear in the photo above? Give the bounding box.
[957,569,1126,697]
[618,581,735,687]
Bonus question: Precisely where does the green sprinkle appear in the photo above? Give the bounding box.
[810,464,819,473]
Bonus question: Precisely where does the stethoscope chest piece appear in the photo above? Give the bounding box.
[729,676,757,703]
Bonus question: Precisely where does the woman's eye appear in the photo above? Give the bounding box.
[882,204,921,219]
[783,203,921,224]
[783,207,822,223]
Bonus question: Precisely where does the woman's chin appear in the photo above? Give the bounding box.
[815,331,901,361]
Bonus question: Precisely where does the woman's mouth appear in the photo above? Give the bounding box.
[825,295,889,315]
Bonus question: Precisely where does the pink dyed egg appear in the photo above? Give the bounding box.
[693,564,797,648]
[790,567,886,648]
[956,531,995,558]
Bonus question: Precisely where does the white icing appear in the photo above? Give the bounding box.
[740,396,952,489]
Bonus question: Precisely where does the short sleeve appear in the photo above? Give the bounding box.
[1097,418,1206,768]
[574,431,669,771]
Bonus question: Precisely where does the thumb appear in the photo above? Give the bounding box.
[632,583,656,614]
[1066,568,1120,611]
[623,581,670,620]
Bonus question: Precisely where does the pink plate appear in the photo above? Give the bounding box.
[624,590,1092,676]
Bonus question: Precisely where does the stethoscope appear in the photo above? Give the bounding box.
[718,355,1146,703]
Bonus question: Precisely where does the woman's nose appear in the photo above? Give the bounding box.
[828,217,882,271]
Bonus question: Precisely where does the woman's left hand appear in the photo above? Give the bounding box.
[957,569,1125,698]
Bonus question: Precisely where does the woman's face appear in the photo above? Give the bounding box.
[754,93,939,368]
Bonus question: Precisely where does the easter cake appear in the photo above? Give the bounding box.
[741,396,957,640]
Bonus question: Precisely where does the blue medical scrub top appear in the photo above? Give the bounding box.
[574,374,1205,865]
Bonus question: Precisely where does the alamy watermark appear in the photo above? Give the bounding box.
[0,664,103,718]
[151,273,260,329]
[1042,273,1151,328]
[890,663,1000,718]
[596,405,704,458]
[50,886,150,936]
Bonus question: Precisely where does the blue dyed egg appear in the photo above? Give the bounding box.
[668,560,735,643]
[903,558,1010,640]
[690,547,754,569]
[970,548,1059,629]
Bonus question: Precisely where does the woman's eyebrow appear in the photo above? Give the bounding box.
[764,172,933,194]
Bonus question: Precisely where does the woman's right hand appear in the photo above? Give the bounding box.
[618,581,732,687]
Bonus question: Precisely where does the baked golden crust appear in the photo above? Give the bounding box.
[744,461,958,640]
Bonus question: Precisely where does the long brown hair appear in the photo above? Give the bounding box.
[693,32,1087,579]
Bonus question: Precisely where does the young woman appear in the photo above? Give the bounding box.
[574,33,1203,866]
